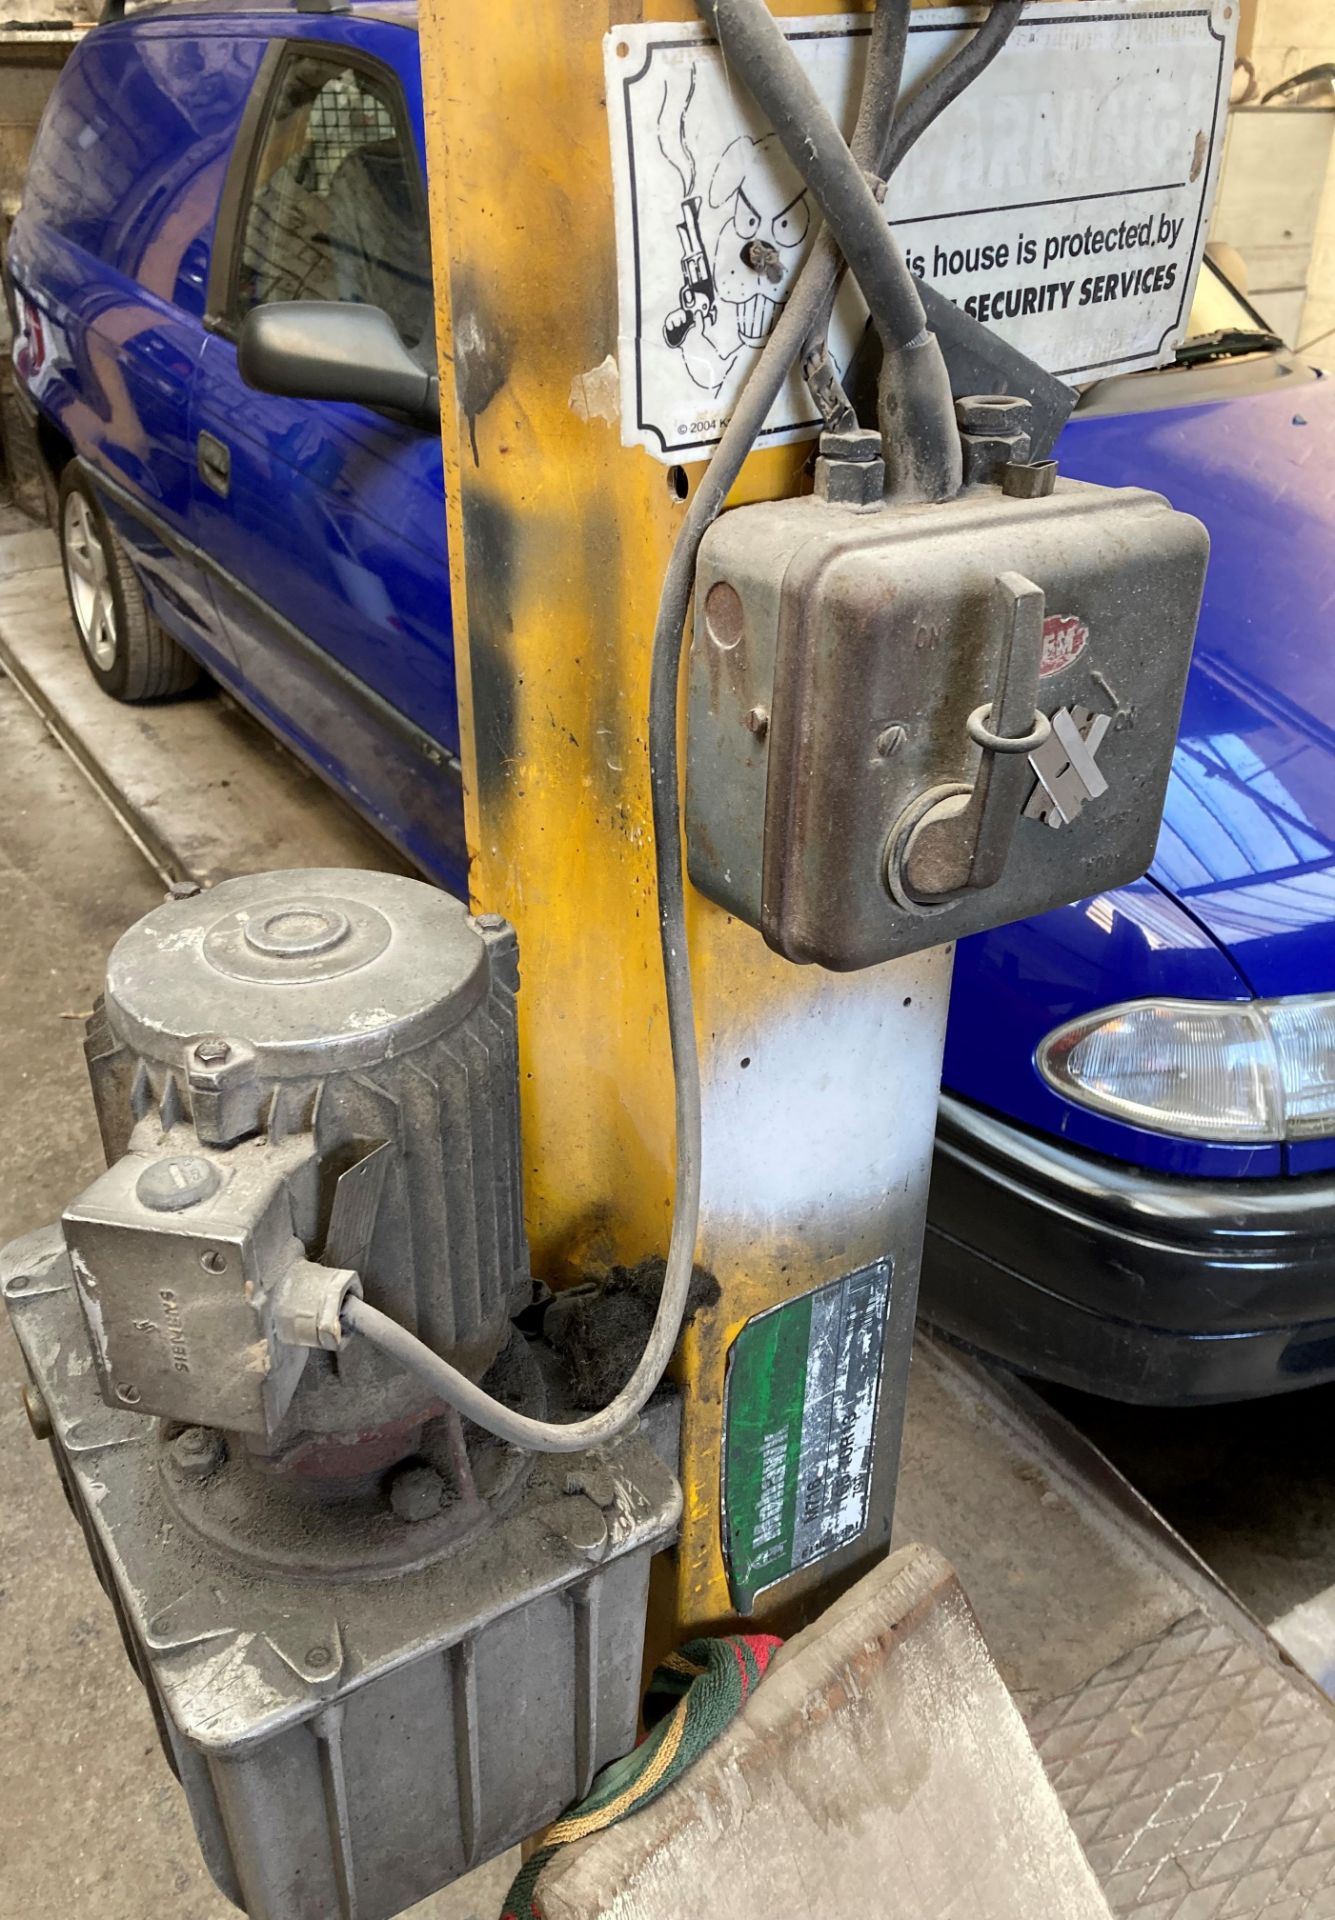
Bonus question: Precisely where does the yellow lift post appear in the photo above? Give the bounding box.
[418,0,953,1644]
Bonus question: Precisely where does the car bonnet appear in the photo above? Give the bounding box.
[1059,370,1335,1001]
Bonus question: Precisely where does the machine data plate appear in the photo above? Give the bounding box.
[723,1259,891,1612]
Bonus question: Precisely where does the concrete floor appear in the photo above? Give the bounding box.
[1045,1381,1335,1626]
[0,672,513,1920]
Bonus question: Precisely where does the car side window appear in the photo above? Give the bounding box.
[234,51,434,356]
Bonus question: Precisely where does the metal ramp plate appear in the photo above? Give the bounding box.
[899,1339,1335,1920]
[1034,1612,1335,1917]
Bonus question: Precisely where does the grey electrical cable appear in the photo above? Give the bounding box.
[696,0,960,501]
[343,1,913,1454]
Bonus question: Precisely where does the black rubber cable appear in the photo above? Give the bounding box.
[697,0,927,352]
[805,1,1025,374]
[344,2,913,1451]
[696,0,960,501]
[881,0,1024,178]
[800,0,910,423]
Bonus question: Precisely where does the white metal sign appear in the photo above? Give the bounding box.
[604,3,1234,462]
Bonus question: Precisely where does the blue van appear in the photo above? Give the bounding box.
[13,0,1335,1404]
[9,0,466,887]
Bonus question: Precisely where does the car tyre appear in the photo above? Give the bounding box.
[58,465,200,701]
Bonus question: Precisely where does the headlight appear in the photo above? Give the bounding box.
[1036,995,1335,1144]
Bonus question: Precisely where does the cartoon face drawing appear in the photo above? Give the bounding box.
[707,133,810,344]
[661,123,812,395]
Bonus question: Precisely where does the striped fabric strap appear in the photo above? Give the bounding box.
[500,1633,783,1920]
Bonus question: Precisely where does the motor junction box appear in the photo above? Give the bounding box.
[686,466,1210,971]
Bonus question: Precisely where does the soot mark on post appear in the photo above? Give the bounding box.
[547,1258,722,1409]
[461,490,520,806]
[450,272,511,466]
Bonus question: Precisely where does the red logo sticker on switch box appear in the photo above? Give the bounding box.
[1039,614,1088,679]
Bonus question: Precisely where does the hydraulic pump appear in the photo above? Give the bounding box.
[4,869,679,1920]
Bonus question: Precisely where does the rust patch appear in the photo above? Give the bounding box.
[1189,129,1207,182]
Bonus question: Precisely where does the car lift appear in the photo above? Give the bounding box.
[9,1,1335,1914]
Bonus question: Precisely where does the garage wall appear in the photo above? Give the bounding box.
[0,51,65,212]
[0,1,94,210]
[1240,0,1335,355]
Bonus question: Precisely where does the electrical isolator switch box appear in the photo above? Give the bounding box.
[685,480,1209,970]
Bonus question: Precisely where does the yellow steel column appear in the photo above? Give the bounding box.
[420,0,953,1636]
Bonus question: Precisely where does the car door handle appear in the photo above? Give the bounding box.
[197,431,231,498]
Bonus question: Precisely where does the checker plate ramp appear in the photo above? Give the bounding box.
[1033,1613,1335,1917]
[898,1340,1335,1920]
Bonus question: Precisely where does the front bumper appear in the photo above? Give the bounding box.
[921,1094,1335,1405]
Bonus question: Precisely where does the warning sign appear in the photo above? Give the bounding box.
[604,2,1234,461]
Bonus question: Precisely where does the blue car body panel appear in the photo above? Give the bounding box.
[9,25,268,672]
[9,5,465,887]
[945,370,1335,1181]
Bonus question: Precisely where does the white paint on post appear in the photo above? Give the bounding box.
[696,946,952,1240]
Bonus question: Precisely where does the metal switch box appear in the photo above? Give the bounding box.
[685,478,1209,971]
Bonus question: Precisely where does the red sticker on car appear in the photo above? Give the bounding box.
[1039,614,1088,679]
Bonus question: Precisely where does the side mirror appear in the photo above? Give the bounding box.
[237,301,439,427]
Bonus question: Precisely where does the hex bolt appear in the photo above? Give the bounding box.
[814,448,886,508]
[21,1384,52,1441]
[171,1426,226,1478]
[390,1463,446,1523]
[954,393,1032,435]
[193,1038,232,1068]
[819,426,882,464]
[559,1493,610,1562]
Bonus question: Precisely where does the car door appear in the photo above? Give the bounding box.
[11,29,272,679]
[189,38,464,882]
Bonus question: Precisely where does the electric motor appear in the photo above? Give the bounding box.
[68,869,526,1456]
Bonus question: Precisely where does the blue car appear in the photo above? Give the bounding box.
[9,0,468,888]
[9,1,1332,1406]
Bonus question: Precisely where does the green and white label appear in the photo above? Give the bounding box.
[722,1259,891,1613]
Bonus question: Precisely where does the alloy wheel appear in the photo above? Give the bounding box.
[63,490,117,669]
